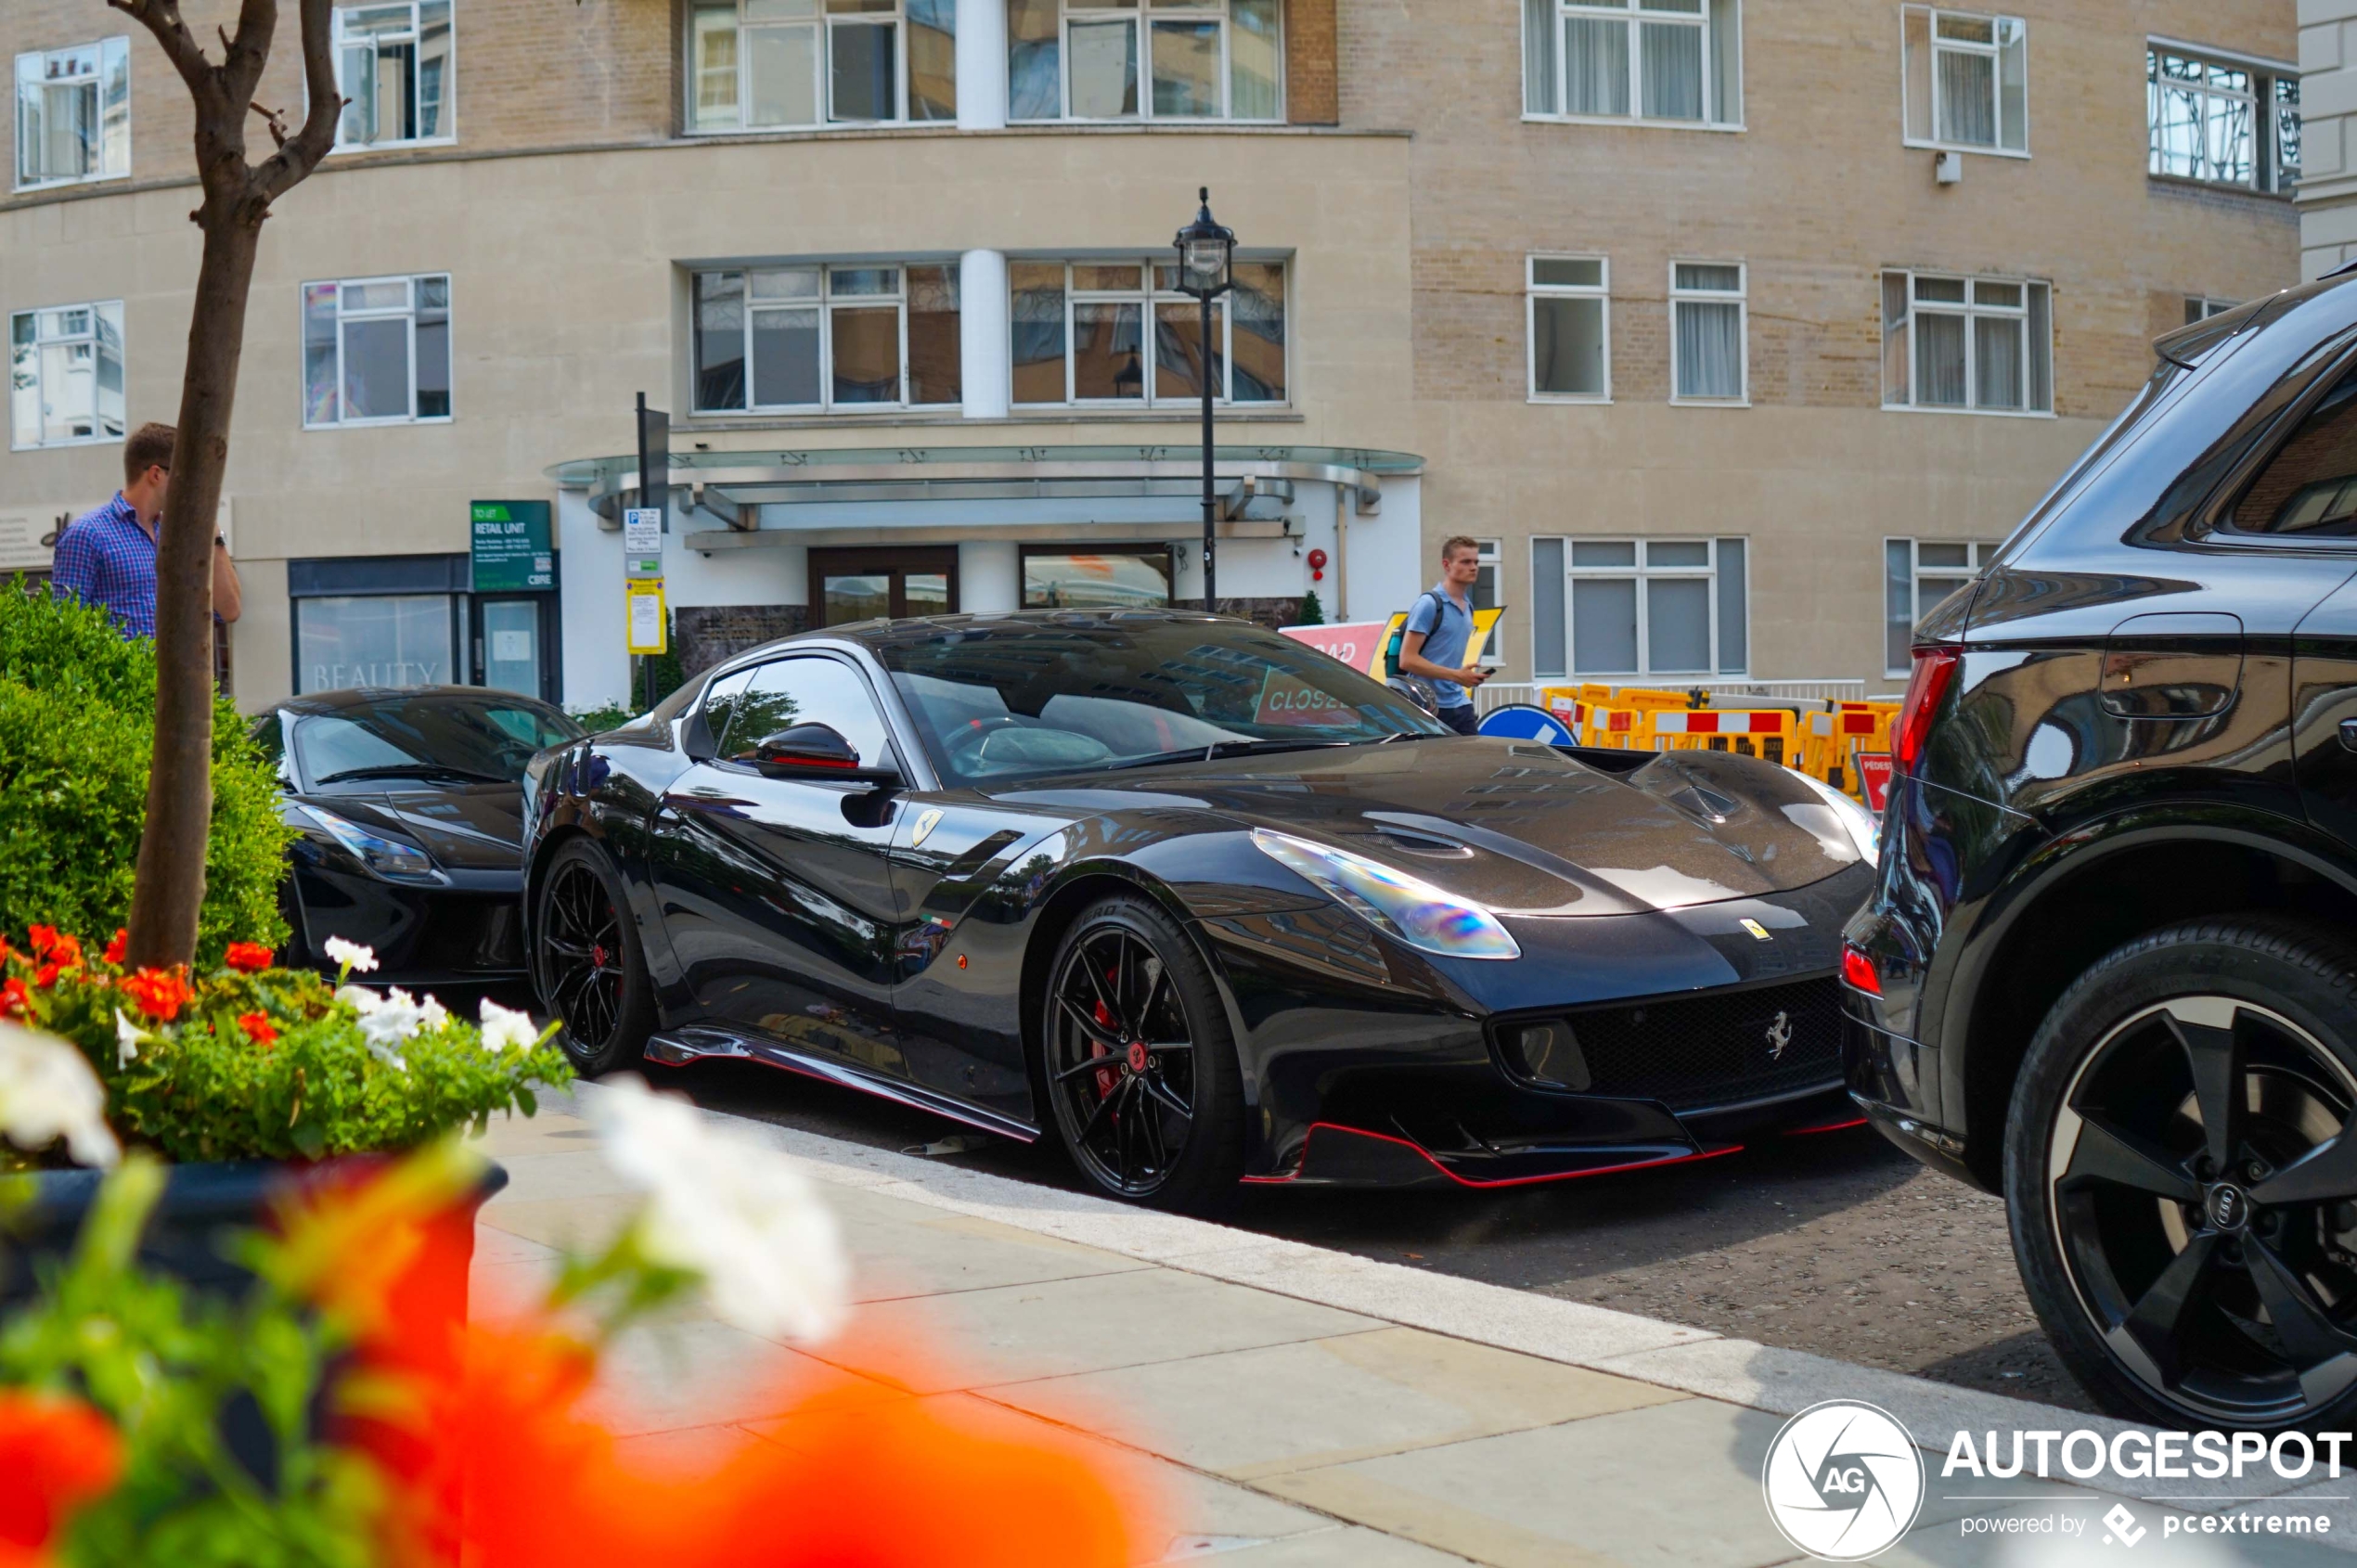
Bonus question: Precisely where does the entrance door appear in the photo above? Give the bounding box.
[477,598,544,697]
[810,546,959,628]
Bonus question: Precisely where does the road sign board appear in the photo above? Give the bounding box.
[626,580,668,655]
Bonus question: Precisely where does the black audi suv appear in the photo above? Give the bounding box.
[1844,272,2357,1431]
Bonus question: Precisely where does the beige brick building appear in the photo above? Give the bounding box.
[0,0,2299,711]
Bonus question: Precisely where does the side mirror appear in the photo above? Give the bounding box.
[747,723,901,785]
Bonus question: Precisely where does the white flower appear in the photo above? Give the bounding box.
[478,997,541,1054]
[324,937,378,975]
[0,1020,119,1168]
[334,983,378,1012]
[418,994,450,1035]
[587,1075,849,1343]
[112,1008,148,1069]
[338,983,423,1069]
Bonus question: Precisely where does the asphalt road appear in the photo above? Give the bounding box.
[650,1055,2093,1415]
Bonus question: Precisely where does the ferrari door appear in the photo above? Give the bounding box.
[648,654,910,1074]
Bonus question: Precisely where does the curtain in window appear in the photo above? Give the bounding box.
[1936,46,1995,146]
[1562,17,1629,116]
[1973,315,2022,410]
[2026,282,2051,412]
[746,24,818,126]
[1640,22,1703,121]
[1707,0,1739,123]
[1674,299,1742,399]
[1913,312,1966,406]
[1230,0,1281,118]
[1525,0,1558,112]
[1996,18,2026,150]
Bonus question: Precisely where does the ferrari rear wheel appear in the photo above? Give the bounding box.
[1043,895,1244,1213]
[536,839,656,1076]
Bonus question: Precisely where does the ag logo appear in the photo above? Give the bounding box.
[1760,1399,1925,1561]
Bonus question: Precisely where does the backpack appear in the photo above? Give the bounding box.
[1382,591,1445,713]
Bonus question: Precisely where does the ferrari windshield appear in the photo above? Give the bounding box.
[876,618,1446,784]
[290,695,584,792]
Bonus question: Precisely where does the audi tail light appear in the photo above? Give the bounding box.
[1894,648,1961,772]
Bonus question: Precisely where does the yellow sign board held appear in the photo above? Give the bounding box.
[1366,606,1506,677]
[625,580,668,655]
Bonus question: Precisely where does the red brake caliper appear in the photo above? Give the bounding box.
[1091,987,1119,1099]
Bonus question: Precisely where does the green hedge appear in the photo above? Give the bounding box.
[0,583,291,963]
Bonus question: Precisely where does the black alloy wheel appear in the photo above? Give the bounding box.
[536,839,656,1075]
[2007,919,2357,1431]
[1042,896,1243,1213]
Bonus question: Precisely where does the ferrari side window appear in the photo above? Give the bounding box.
[730,658,893,768]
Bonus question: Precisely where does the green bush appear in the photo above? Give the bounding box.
[0,584,292,964]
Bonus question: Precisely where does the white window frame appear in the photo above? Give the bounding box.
[1473,538,1503,613]
[1009,258,1289,408]
[692,263,965,415]
[2184,295,2241,325]
[1880,268,2053,418]
[13,38,131,191]
[1521,0,1743,130]
[1884,538,1996,676]
[687,0,941,134]
[1009,0,1283,124]
[1668,259,1747,406]
[1527,254,1611,404]
[328,0,456,151]
[1900,5,2029,158]
[1543,536,1748,678]
[9,300,126,451]
[2146,41,2299,195]
[300,272,454,430]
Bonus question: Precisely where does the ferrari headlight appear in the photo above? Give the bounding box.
[1788,770,1881,868]
[1250,829,1520,960]
[300,804,446,885]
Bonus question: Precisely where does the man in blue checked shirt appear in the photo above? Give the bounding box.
[51,421,241,640]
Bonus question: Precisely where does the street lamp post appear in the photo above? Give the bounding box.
[1173,187,1235,613]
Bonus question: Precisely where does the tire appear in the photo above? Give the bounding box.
[1039,894,1246,1214]
[2003,916,2357,1432]
[534,839,658,1077]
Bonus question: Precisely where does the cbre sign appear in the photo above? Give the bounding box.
[470,499,554,592]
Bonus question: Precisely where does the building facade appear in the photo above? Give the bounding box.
[1,0,2299,711]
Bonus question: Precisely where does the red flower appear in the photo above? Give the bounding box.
[25,925,59,958]
[103,929,128,965]
[224,941,273,974]
[120,968,194,1022]
[238,1011,277,1047]
[0,979,29,1019]
[32,964,58,991]
[0,1392,122,1560]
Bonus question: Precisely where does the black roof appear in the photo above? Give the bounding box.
[273,685,568,717]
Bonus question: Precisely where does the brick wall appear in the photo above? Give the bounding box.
[1285,0,1338,125]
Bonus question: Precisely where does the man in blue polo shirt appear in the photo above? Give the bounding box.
[1397,534,1490,734]
[51,421,241,640]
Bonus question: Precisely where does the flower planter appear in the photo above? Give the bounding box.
[2,1156,509,1488]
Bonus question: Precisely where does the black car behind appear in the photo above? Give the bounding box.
[252,687,582,994]
[1846,272,2357,1431]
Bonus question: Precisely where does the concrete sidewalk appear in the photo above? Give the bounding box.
[469,1086,2357,1567]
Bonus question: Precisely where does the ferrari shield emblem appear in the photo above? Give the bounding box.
[1740,918,1772,942]
[910,807,944,847]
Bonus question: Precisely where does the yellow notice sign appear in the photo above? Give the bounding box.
[625,580,667,655]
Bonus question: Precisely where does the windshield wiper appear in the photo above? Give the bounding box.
[1091,738,1353,774]
[1372,729,1447,743]
[311,764,510,787]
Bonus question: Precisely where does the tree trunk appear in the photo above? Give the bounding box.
[124,212,264,970]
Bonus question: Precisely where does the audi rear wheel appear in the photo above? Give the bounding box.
[2005,918,2357,1432]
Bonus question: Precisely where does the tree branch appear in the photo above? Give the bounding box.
[104,0,215,98]
[220,0,280,105]
[250,0,341,205]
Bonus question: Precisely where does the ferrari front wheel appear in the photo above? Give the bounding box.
[1041,895,1244,1213]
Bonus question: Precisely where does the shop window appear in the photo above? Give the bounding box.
[302,273,453,428]
[1022,547,1174,609]
[1884,538,1994,675]
[1008,0,1280,122]
[333,0,453,148]
[692,263,960,413]
[689,0,954,132]
[1528,255,1608,401]
[1532,536,1746,678]
[294,593,457,692]
[1522,0,1739,127]
[2148,45,2298,193]
[1880,269,2051,415]
[14,39,130,189]
[9,300,125,449]
[1901,6,2028,154]
[1669,262,1745,404]
[1010,258,1285,406]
